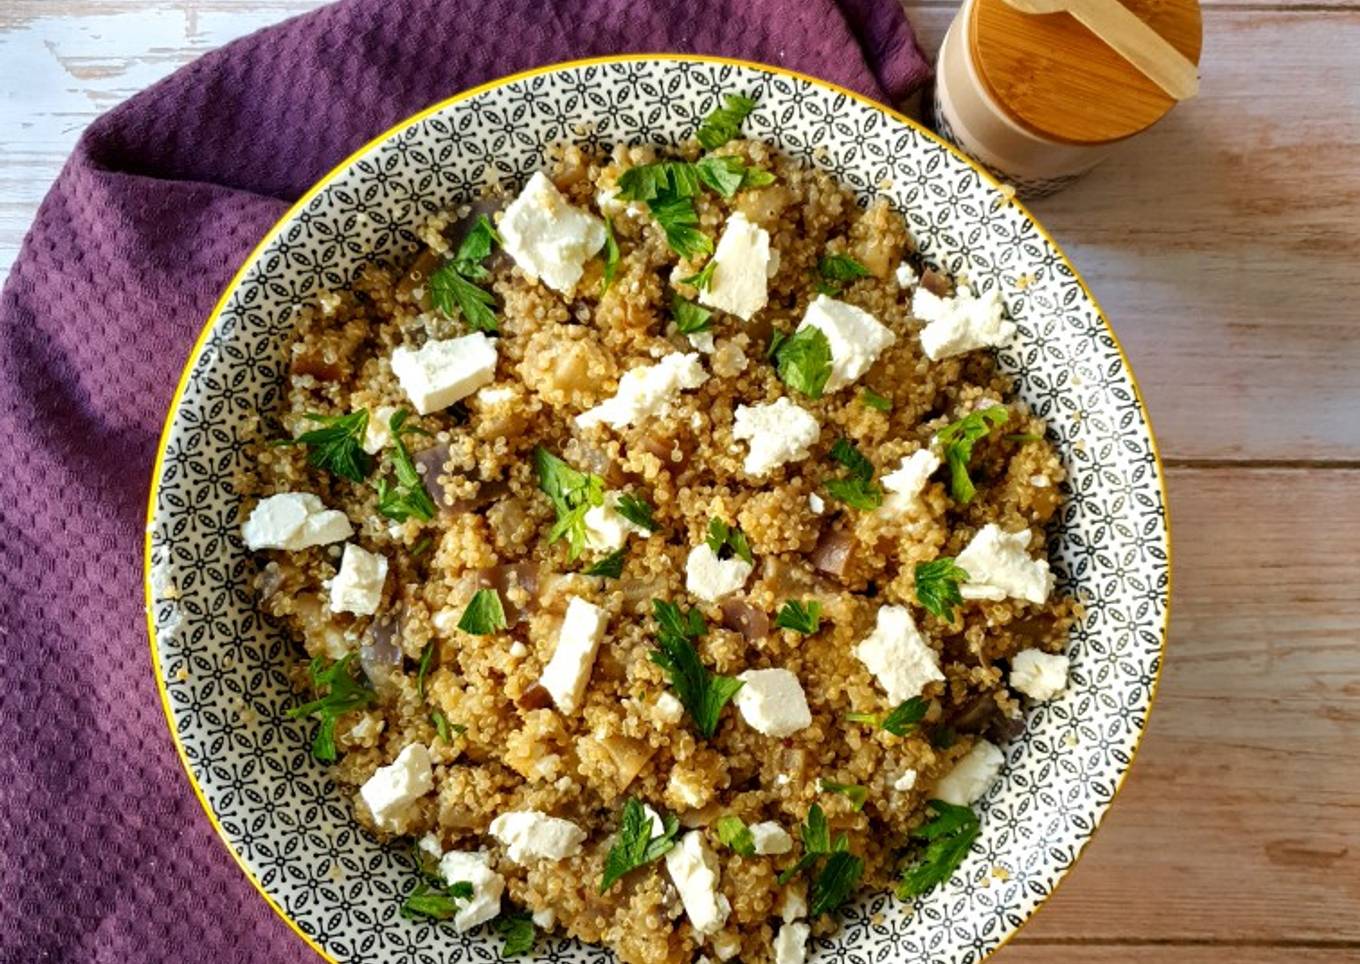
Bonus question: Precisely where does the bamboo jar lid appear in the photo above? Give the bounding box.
[968,0,1203,145]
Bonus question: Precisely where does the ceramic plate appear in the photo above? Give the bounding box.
[145,55,1170,964]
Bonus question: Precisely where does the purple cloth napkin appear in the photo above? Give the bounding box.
[0,1,928,960]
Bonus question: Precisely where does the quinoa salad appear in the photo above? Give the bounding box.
[241,96,1078,964]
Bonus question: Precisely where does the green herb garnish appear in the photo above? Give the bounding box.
[533,447,605,561]
[400,879,475,921]
[716,815,756,856]
[810,850,864,916]
[777,803,854,888]
[896,800,981,899]
[285,653,375,763]
[860,388,892,411]
[601,216,620,295]
[697,93,758,150]
[774,600,822,635]
[816,253,871,296]
[458,588,507,636]
[585,547,627,578]
[429,215,502,333]
[823,437,882,511]
[847,696,929,737]
[615,491,660,532]
[275,410,373,482]
[672,294,714,334]
[679,259,716,291]
[820,779,869,811]
[375,410,437,522]
[915,557,970,622]
[599,797,681,892]
[649,192,713,259]
[936,406,1009,504]
[649,599,744,739]
[772,325,833,399]
[496,911,536,957]
[705,518,753,565]
[430,710,464,744]
[694,154,774,198]
[614,163,712,259]
[410,535,434,558]
[416,640,436,699]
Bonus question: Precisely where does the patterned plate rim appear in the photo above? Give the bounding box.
[141,52,1174,964]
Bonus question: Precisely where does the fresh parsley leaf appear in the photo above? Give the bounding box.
[848,696,929,737]
[743,167,776,189]
[860,388,892,411]
[775,600,822,634]
[458,588,507,635]
[810,850,864,916]
[672,294,713,334]
[616,161,701,202]
[533,447,605,561]
[915,557,970,622]
[896,800,981,899]
[585,547,627,578]
[416,640,436,699]
[600,797,680,892]
[400,879,475,921]
[496,911,536,957]
[285,653,375,762]
[679,259,716,291]
[829,438,874,480]
[697,93,758,150]
[457,214,502,264]
[614,491,660,532]
[601,216,620,295]
[277,410,373,482]
[778,803,857,887]
[430,262,498,333]
[430,709,461,744]
[716,815,756,856]
[410,535,434,558]
[773,325,833,399]
[693,155,773,198]
[649,192,712,259]
[935,406,1009,504]
[705,518,754,565]
[376,410,437,522]
[823,438,882,510]
[821,779,869,811]
[816,253,871,295]
[649,599,744,739]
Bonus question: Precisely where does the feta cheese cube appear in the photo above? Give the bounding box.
[1010,648,1070,701]
[575,352,708,430]
[956,524,1054,604]
[437,850,505,931]
[416,832,444,862]
[774,921,810,964]
[538,596,608,714]
[933,739,1005,806]
[913,286,1017,361]
[359,743,433,829]
[583,492,652,552]
[895,261,918,287]
[501,171,607,295]
[854,605,945,704]
[655,691,685,725]
[749,822,794,855]
[361,405,398,455]
[779,887,807,922]
[732,397,821,477]
[698,212,772,321]
[733,668,812,738]
[488,809,587,863]
[894,769,919,792]
[390,332,498,415]
[665,831,731,935]
[687,331,717,354]
[329,543,388,615]
[880,449,942,514]
[796,294,896,392]
[808,492,825,514]
[685,543,753,603]
[241,492,352,552]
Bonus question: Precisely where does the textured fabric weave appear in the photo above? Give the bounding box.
[0,1,928,960]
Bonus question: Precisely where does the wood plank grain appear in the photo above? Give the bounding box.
[1004,467,1360,945]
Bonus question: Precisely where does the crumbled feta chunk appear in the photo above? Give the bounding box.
[390,332,498,415]
[895,261,918,287]
[476,385,517,406]
[685,543,753,602]
[1030,473,1051,488]
[655,691,685,725]
[500,171,607,294]
[712,932,742,961]
[583,491,651,552]
[1010,649,1070,701]
[779,887,807,922]
[416,832,444,862]
[698,212,772,321]
[361,404,398,455]
[913,286,1016,361]
[774,921,811,964]
[956,524,1054,604]
[509,640,528,659]
[668,768,711,809]
[665,831,731,935]
[538,596,608,714]
[796,294,896,392]
[933,739,1005,805]
[329,543,388,615]
[732,397,821,476]
[880,449,942,514]
[734,668,812,738]
[437,850,505,931]
[854,605,945,704]
[894,769,919,792]
[749,822,794,855]
[808,492,825,514]
[488,810,587,863]
[575,352,708,430]
[359,743,433,829]
[687,331,717,353]
[241,493,352,552]
[532,907,556,929]
[345,713,384,743]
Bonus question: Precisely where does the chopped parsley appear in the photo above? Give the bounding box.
[820,779,869,811]
[672,293,714,334]
[705,518,754,565]
[896,800,981,899]
[496,911,536,957]
[375,410,437,522]
[716,815,756,856]
[649,192,713,259]
[823,437,883,511]
[694,154,773,198]
[585,547,627,578]
[429,214,502,333]
[416,640,436,699]
[860,388,892,411]
[276,409,373,482]
[410,534,434,558]
[458,588,507,635]
[649,599,744,739]
[816,253,871,296]
[778,803,863,914]
[915,557,970,622]
[774,600,822,635]
[400,879,475,921]
[772,325,833,399]
[615,491,660,532]
[430,709,465,744]
[697,93,758,150]
[679,259,716,291]
[533,447,605,561]
[615,163,711,259]
[847,696,928,737]
[285,653,375,763]
[601,216,620,294]
[936,405,1009,503]
[600,797,680,892]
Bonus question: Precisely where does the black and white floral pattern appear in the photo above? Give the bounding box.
[147,57,1170,964]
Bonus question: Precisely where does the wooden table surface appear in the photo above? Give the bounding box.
[2,1,1356,961]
